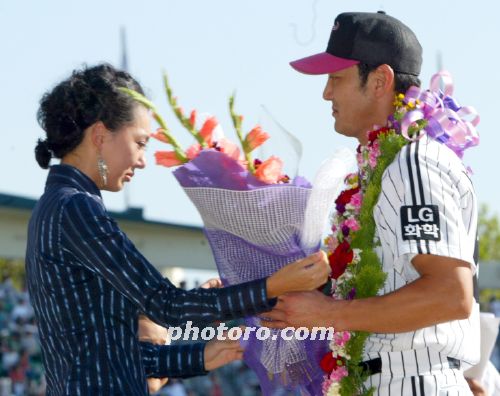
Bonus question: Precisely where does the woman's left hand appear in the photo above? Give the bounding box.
[203,331,244,371]
[200,278,223,289]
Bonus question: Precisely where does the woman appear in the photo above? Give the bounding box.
[138,278,242,395]
[26,63,329,395]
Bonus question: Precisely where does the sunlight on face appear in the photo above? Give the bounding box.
[101,106,151,192]
[322,65,376,143]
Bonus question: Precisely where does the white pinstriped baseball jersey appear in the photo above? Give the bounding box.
[364,133,480,368]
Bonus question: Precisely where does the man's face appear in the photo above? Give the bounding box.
[322,65,377,144]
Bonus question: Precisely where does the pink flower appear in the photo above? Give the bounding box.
[151,129,171,144]
[342,218,360,232]
[244,126,270,152]
[333,331,351,347]
[369,140,381,168]
[199,116,218,145]
[350,192,362,209]
[322,377,335,394]
[186,143,202,160]
[217,138,242,162]
[325,235,339,252]
[254,156,283,184]
[356,151,363,166]
[329,366,348,382]
[155,151,184,167]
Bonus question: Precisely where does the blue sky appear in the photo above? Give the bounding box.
[1,0,498,226]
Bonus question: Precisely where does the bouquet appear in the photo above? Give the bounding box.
[122,74,353,395]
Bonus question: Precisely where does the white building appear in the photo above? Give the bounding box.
[0,192,219,288]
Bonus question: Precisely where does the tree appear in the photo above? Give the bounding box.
[478,203,500,262]
[0,257,26,290]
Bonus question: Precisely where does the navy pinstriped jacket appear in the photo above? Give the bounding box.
[25,164,275,395]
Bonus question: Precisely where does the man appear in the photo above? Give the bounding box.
[263,11,480,395]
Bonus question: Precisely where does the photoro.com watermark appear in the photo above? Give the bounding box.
[166,321,335,342]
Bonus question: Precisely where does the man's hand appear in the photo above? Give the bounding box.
[261,254,475,334]
[267,251,330,298]
[260,290,338,330]
[466,378,488,396]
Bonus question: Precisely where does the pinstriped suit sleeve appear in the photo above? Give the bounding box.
[60,193,276,328]
[140,342,207,378]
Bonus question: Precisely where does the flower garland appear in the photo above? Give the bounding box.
[320,94,431,396]
[321,69,481,396]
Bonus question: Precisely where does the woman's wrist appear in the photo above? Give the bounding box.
[266,275,280,298]
[266,275,285,298]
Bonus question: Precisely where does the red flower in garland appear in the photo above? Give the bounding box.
[320,352,346,374]
[368,127,390,145]
[335,186,360,206]
[328,240,354,279]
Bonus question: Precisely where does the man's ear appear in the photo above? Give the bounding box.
[89,121,108,150]
[371,64,395,98]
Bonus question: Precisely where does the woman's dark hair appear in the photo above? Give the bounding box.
[357,63,421,95]
[35,63,145,169]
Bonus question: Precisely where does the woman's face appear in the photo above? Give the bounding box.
[101,106,151,192]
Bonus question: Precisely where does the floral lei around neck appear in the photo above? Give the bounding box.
[320,72,480,396]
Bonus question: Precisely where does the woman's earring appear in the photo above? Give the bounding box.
[97,155,108,188]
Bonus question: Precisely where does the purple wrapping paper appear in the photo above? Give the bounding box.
[173,150,327,395]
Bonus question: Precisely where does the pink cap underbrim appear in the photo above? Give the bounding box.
[290,52,359,75]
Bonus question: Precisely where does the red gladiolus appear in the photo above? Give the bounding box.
[217,138,242,162]
[320,353,345,374]
[199,116,218,145]
[154,151,184,167]
[186,143,201,160]
[151,129,171,144]
[189,110,197,127]
[328,240,353,279]
[244,126,270,152]
[254,156,283,184]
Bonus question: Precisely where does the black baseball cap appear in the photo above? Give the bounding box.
[290,11,422,76]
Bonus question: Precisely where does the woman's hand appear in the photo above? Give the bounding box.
[266,251,330,298]
[199,278,223,289]
[203,334,244,371]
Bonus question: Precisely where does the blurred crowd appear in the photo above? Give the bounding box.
[156,363,262,396]
[0,277,45,396]
[0,277,265,396]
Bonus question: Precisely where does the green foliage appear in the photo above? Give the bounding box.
[478,204,500,261]
[341,330,370,396]
[0,257,26,290]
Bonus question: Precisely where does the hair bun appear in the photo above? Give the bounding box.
[35,138,52,169]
